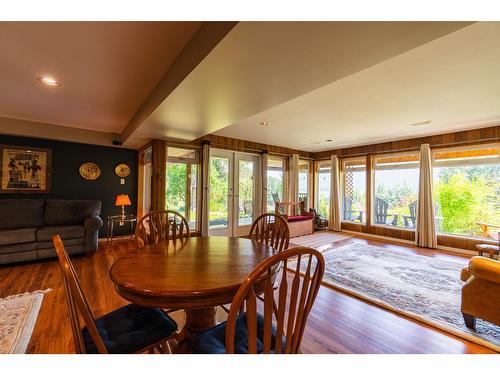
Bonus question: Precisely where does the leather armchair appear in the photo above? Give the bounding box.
[460,256,500,329]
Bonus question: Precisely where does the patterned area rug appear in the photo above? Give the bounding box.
[292,243,500,351]
[0,289,51,354]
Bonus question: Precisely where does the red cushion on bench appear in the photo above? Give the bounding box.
[287,215,312,222]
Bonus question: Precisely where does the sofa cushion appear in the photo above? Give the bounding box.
[287,215,312,222]
[36,225,85,242]
[0,199,44,229]
[37,237,84,249]
[0,242,38,254]
[44,200,101,226]
[0,228,36,246]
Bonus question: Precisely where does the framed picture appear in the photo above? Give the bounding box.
[0,145,52,194]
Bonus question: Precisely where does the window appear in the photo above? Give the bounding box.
[315,161,331,219]
[341,157,366,224]
[373,152,420,229]
[432,144,500,239]
[267,156,285,212]
[298,159,311,209]
[166,147,199,231]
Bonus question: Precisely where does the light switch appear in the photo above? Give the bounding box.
[120,178,125,185]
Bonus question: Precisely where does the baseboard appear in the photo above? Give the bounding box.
[341,229,476,257]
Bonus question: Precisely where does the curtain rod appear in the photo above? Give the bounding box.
[315,137,500,161]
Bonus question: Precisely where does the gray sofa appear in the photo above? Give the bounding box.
[0,199,103,265]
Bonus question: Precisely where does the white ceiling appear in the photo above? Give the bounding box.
[215,22,500,151]
[128,21,472,147]
[0,22,201,134]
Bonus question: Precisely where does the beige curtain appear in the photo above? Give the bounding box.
[329,155,342,231]
[288,154,299,213]
[201,141,210,237]
[261,151,268,214]
[415,144,437,248]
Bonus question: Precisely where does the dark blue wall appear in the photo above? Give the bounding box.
[0,134,138,237]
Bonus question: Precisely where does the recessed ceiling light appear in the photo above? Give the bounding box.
[259,121,269,126]
[325,139,333,142]
[410,120,432,126]
[37,76,61,87]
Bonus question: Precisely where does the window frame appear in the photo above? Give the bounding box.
[315,160,331,220]
[267,155,287,212]
[340,156,367,224]
[166,145,201,233]
[431,142,500,240]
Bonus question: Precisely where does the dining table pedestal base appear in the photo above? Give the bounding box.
[185,307,218,334]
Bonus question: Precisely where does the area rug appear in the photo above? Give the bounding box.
[290,243,500,352]
[0,289,51,354]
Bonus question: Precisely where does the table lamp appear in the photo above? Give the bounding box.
[115,194,131,220]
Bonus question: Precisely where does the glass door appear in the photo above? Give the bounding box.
[209,149,260,237]
[208,150,233,236]
[234,153,259,237]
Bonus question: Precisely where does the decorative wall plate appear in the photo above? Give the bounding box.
[79,162,101,180]
[114,163,130,178]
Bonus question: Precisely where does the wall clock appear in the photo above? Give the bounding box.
[114,163,130,178]
[79,162,101,180]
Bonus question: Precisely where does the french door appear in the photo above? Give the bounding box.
[209,149,261,237]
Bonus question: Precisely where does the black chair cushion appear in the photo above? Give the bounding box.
[82,304,177,354]
[189,313,285,354]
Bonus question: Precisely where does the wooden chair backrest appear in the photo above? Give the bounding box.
[343,197,353,221]
[135,210,189,247]
[248,213,290,252]
[225,246,324,354]
[274,200,306,216]
[409,200,417,219]
[374,198,389,224]
[52,235,108,354]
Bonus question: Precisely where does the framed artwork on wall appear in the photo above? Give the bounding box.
[0,144,52,194]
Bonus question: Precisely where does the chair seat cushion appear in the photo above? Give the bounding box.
[287,215,312,222]
[82,304,178,354]
[188,313,285,354]
[36,225,85,242]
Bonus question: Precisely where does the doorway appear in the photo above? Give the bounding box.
[208,149,261,236]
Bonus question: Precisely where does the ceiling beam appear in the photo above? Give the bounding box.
[120,21,237,147]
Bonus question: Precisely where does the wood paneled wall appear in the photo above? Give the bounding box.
[314,125,500,160]
[150,139,166,211]
[191,134,313,159]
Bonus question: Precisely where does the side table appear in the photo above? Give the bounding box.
[107,214,137,243]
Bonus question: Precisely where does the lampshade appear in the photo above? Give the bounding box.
[115,194,131,206]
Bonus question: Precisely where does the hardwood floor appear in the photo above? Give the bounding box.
[0,234,495,354]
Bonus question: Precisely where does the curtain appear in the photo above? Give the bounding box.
[288,154,299,213]
[415,144,437,248]
[260,152,268,215]
[201,142,210,237]
[329,155,342,231]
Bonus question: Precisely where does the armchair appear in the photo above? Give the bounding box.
[275,200,314,237]
[460,256,500,329]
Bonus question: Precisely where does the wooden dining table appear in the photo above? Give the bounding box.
[109,236,276,337]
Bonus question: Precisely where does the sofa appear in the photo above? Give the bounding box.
[275,200,314,238]
[0,199,103,265]
[460,256,500,329]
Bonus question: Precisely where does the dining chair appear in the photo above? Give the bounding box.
[248,213,290,252]
[52,235,178,354]
[135,210,189,247]
[189,246,325,354]
[220,213,290,315]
